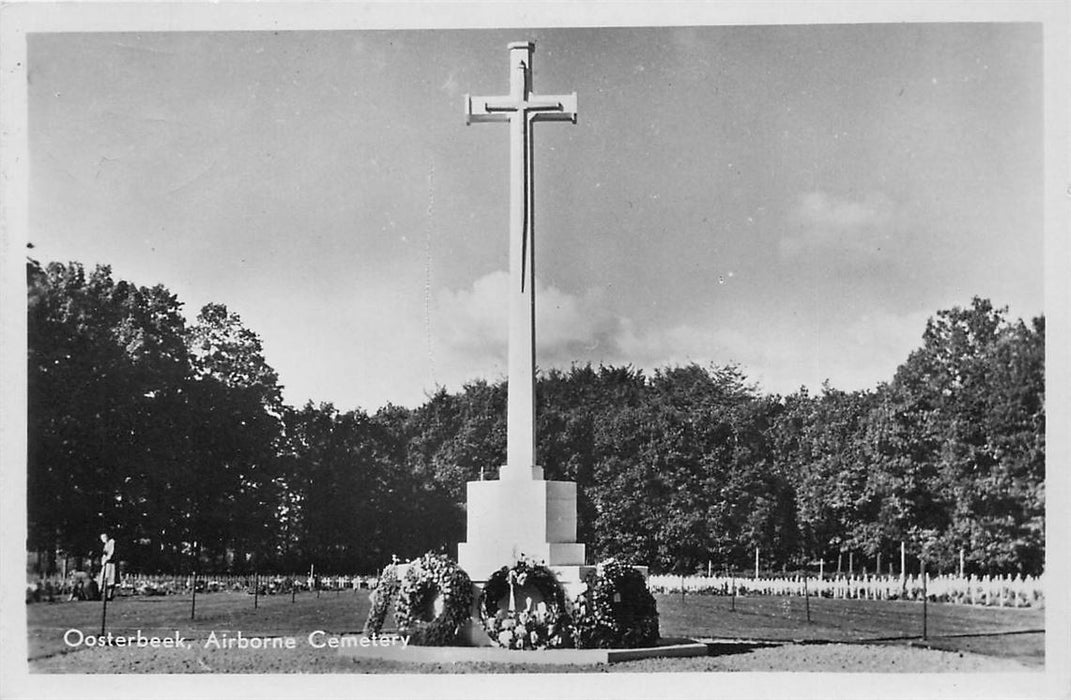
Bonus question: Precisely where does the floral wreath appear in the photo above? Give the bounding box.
[363,561,401,635]
[572,558,660,649]
[393,552,473,646]
[478,559,573,650]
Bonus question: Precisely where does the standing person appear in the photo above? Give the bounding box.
[98,533,116,600]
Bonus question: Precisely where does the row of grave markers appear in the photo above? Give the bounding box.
[647,572,1044,608]
[123,572,373,593]
[29,571,377,600]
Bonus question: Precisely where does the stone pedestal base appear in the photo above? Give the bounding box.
[458,471,586,582]
[456,464,596,647]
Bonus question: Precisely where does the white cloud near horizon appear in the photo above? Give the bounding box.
[430,271,936,398]
[433,271,813,391]
[264,269,943,410]
[781,190,897,260]
[705,307,932,396]
[432,270,625,371]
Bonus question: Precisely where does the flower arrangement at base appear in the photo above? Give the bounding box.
[572,558,660,649]
[363,562,401,635]
[393,552,473,646]
[478,559,573,650]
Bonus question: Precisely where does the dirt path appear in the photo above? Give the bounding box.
[28,639,1037,674]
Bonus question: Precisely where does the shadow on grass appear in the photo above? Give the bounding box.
[703,640,783,657]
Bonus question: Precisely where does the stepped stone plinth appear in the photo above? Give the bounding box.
[458,464,587,583]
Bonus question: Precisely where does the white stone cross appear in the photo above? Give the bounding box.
[465,41,577,478]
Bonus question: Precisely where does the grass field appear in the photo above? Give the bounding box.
[25,591,1044,673]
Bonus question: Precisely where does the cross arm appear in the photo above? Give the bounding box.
[528,92,578,123]
[465,94,511,124]
[465,92,579,125]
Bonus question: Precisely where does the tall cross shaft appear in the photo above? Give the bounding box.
[465,41,577,479]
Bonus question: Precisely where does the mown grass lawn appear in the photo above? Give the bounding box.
[25,591,1043,673]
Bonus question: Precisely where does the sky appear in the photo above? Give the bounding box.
[26,23,1045,411]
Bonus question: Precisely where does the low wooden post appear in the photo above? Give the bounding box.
[291,576,296,604]
[254,573,259,609]
[921,559,928,640]
[804,574,811,623]
[730,573,736,612]
[190,571,197,621]
[99,579,109,636]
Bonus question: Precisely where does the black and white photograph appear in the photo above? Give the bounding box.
[1,2,1067,698]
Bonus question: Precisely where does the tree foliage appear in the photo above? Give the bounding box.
[27,262,1044,576]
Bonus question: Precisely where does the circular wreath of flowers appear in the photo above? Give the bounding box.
[572,558,660,649]
[393,552,473,646]
[362,562,401,635]
[478,559,573,650]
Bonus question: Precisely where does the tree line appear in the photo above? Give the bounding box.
[27,260,1044,576]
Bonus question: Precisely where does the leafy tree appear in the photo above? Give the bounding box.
[775,385,879,565]
[27,260,191,570]
[28,258,1044,579]
[180,303,285,569]
[428,380,507,499]
[871,299,1044,573]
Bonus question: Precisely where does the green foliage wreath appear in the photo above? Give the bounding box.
[393,552,473,646]
[572,559,660,649]
[478,560,573,650]
[362,562,401,635]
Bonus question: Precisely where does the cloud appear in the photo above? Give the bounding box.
[614,306,932,397]
[830,308,931,386]
[434,271,509,357]
[797,191,893,229]
[737,308,932,396]
[440,71,461,97]
[432,271,754,380]
[271,270,934,410]
[432,271,624,370]
[614,320,741,369]
[781,191,896,260]
[428,271,934,400]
